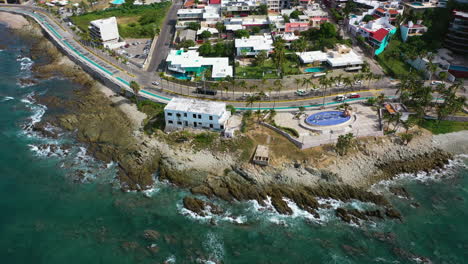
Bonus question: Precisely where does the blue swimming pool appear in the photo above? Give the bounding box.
[111,0,125,4]
[305,111,351,126]
[449,65,468,72]
[304,67,325,73]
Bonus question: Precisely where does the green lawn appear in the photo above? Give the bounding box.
[70,2,171,39]
[235,59,301,79]
[376,40,414,78]
[420,119,468,134]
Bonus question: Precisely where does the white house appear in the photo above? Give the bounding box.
[235,34,273,56]
[166,49,233,79]
[89,17,125,49]
[297,45,364,70]
[164,98,231,131]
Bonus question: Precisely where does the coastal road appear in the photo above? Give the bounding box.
[0,4,399,111]
[146,0,183,73]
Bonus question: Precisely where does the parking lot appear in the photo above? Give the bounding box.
[116,38,152,67]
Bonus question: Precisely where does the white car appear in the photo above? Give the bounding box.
[335,95,347,101]
[151,81,160,86]
[431,81,444,85]
[242,93,252,98]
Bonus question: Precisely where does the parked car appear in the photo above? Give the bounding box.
[295,90,308,96]
[241,93,252,98]
[431,81,444,85]
[151,81,160,86]
[196,88,217,96]
[349,93,360,98]
[335,95,347,101]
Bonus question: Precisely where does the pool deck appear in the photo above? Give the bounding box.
[273,104,382,148]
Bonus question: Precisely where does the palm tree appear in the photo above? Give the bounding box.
[302,78,311,91]
[294,78,302,91]
[238,80,247,95]
[273,79,283,109]
[365,72,374,89]
[319,76,330,107]
[272,37,286,77]
[257,91,266,110]
[130,81,140,104]
[343,76,353,96]
[249,84,258,94]
[211,82,219,96]
[245,95,257,109]
[226,75,237,97]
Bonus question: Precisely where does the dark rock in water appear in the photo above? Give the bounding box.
[336,208,352,223]
[146,244,159,255]
[389,186,411,199]
[341,244,364,256]
[121,241,140,252]
[18,78,37,86]
[336,208,384,224]
[32,122,60,139]
[182,196,223,217]
[270,193,293,215]
[385,208,403,221]
[377,151,452,181]
[143,229,160,241]
[372,232,396,243]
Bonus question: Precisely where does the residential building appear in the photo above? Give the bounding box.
[267,0,281,12]
[400,20,427,42]
[176,29,197,43]
[177,8,205,21]
[406,53,451,80]
[164,98,231,131]
[444,10,468,55]
[285,22,310,33]
[89,17,122,49]
[297,45,364,70]
[166,49,233,79]
[235,34,274,56]
[349,17,396,55]
[221,0,262,16]
[224,18,244,31]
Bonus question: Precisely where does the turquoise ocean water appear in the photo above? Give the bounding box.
[0,24,467,263]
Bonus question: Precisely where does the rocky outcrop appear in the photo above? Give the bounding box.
[335,208,385,224]
[376,152,452,180]
[182,197,223,216]
[389,186,411,199]
[142,230,160,241]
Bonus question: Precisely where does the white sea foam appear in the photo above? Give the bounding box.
[370,156,467,194]
[203,232,224,263]
[17,56,33,71]
[1,96,14,102]
[179,201,247,224]
[164,255,176,263]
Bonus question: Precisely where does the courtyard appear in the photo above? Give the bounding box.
[271,104,382,149]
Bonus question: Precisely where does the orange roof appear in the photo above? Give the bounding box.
[385,104,396,114]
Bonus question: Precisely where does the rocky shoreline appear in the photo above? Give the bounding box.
[12,16,465,224]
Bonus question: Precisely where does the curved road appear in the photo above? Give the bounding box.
[0,4,398,111]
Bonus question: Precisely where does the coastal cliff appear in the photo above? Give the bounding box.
[10,13,464,222]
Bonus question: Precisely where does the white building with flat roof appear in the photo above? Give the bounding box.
[235,34,273,56]
[89,17,121,47]
[164,98,231,131]
[166,49,233,79]
[297,45,364,69]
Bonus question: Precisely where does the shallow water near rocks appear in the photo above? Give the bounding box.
[1,24,468,263]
